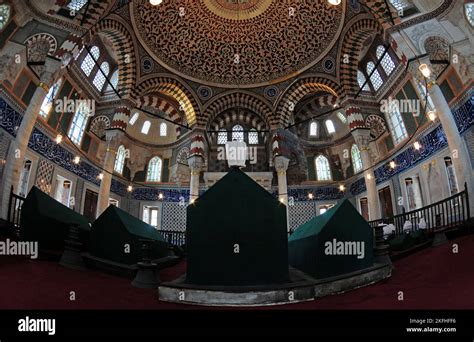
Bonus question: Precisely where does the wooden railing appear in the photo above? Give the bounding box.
[7,186,26,235]
[160,230,186,247]
[369,183,470,237]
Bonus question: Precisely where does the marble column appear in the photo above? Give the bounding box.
[96,130,123,218]
[187,155,204,203]
[352,128,381,221]
[275,155,290,231]
[428,81,474,215]
[1,58,61,219]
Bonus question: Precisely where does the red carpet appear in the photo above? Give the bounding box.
[0,234,473,310]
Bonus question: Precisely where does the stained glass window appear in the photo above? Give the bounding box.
[0,5,11,31]
[376,45,396,76]
[147,157,162,182]
[357,70,370,91]
[315,155,332,181]
[80,46,99,77]
[249,128,258,144]
[114,145,126,174]
[367,61,383,91]
[351,144,363,173]
[232,125,244,142]
[93,62,109,91]
[218,129,227,144]
[309,122,318,137]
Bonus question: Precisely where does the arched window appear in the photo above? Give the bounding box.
[68,103,90,145]
[106,69,119,92]
[309,122,318,137]
[80,46,100,77]
[218,128,227,145]
[67,0,88,11]
[325,120,336,134]
[376,46,396,76]
[160,122,167,137]
[93,62,109,91]
[129,112,139,125]
[367,62,383,91]
[357,70,370,91]
[337,112,347,124]
[249,128,258,145]
[39,79,62,118]
[387,104,408,145]
[114,145,126,174]
[351,144,363,173]
[141,121,151,134]
[466,3,474,27]
[232,125,244,142]
[315,155,332,181]
[0,4,11,31]
[415,81,435,111]
[147,157,162,182]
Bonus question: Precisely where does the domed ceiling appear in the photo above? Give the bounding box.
[131,0,345,88]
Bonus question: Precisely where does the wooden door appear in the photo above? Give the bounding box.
[378,186,394,218]
[83,189,98,222]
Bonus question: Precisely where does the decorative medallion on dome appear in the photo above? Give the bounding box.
[132,0,345,88]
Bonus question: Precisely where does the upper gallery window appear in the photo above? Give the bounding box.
[357,70,370,91]
[0,4,11,31]
[351,144,363,173]
[309,121,318,137]
[248,129,259,145]
[105,69,119,92]
[159,122,167,137]
[39,79,62,118]
[387,105,408,145]
[68,103,90,145]
[337,112,347,124]
[367,61,384,91]
[129,112,139,125]
[376,45,396,76]
[232,125,244,142]
[147,157,162,182]
[67,0,88,12]
[141,121,151,134]
[114,145,126,174]
[465,3,474,27]
[80,46,100,77]
[217,128,227,145]
[325,120,336,134]
[315,155,332,181]
[92,62,110,91]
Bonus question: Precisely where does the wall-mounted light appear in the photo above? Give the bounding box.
[419,64,431,78]
[73,156,80,164]
[127,185,133,192]
[98,173,104,180]
[308,193,314,200]
[339,185,345,192]
[414,141,421,150]
[55,134,63,144]
[158,193,164,200]
[389,161,396,169]
[428,111,437,121]
[366,173,372,180]
[328,0,342,5]
[150,0,163,5]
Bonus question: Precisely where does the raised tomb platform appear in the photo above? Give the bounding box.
[159,169,392,306]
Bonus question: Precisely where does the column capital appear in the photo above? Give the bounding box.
[187,154,204,174]
[274,155,290,174]
[351,128,372,150]
[104,129,125,147]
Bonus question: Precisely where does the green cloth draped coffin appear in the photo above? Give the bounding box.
[288,199,374,279]
[91,205,169,265]
[186,168,290,286]
[20,186,91,251]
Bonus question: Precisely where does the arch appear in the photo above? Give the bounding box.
[275,76,342,127]
[339,17,382,97]
[135,76,199,127]
[203,91,273,129]
[89,115,110,138]
[87,18,138,99]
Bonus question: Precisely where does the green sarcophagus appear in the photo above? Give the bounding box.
[288,199,374,279]
[91,205,169,265]
[186,168,290,286]
[20,186,91,251]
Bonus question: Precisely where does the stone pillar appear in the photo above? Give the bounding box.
[187,132,206,203]
[428,81,474,215]
[274,155,290,232]
[1,58,61,219]
[96,130,123,218]
[274,156,290,206]
[187,155,204,203]
[352,128,381,221]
